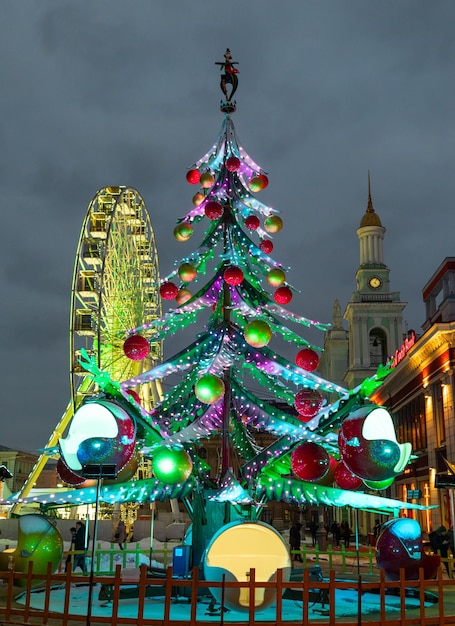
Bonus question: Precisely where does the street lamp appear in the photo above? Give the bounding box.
[81,463,117,626]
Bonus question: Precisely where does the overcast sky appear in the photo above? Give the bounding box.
[1,1,454,453]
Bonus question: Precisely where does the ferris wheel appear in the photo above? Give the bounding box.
[11,187,162,511]
[70,186,162,410]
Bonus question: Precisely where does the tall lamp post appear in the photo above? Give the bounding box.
[81,463,117,626]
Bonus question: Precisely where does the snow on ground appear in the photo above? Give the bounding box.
[15,583,428,622]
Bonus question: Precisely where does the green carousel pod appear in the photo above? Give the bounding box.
[0,514,63,586]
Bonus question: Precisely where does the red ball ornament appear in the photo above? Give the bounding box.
[291,442,330,482]
[186,169,200,185]
[174,223,193,242]
[294,388,323,420]
[175,288,192,305]
[223,265,244,286]
[334,461,363,490]
[244,215,260,230]
[274,286,293,305]
[160,282,179,300]
[259,239,274,254]
[295,348,320,372]
[123,334,150,361]
[226,156,241,172]
[200,172,214,188]
[204,200,224,220]
[264,215,283,234]
[192,192,205,207]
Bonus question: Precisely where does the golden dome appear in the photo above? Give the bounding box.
[359,172,382,227]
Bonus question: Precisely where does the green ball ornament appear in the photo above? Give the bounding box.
[178,263,197,282]
[200,172,214,188]
[249,176,265,192]
[152,447,193,485]
[174,223,193,242]
[195,374,225,404]
[244,320,273,348]
[192,192,205,206]
[266,268,286,287]
[264,215,283,234]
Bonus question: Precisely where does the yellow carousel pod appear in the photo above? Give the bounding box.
[203,521,291,612]
[0,514,63,586]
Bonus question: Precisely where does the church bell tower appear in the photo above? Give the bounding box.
[343,174,406,388]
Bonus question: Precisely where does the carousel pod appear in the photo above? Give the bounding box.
[203,521,291,612]
[0,514,63,586]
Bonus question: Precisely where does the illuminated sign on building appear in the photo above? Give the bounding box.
[391,331,416,368]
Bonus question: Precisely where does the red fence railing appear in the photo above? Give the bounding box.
[1,562,455,626]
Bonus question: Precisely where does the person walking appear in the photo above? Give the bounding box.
[73,521,88,575]
[331,521,341,547]
[65,526,77,572]
[430,525,449,574]
[289,522,302,562]
[309,520,318,547]
[343,522,352,548]
[116,520,127,550]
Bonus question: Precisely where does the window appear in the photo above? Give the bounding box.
[369,328,387,367]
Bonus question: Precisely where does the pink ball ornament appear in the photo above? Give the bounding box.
[295,348,320,372]
[195,374,225,404]
[244,320,273,348]
[175,288,192,305]
[294,388,323,420]
[274,286,293,305]
[123,334,150,361]
[291,442,330,482]
[204,200,224,220]
[186,169,200,185]
[244,215,260,230]
[174,223,193,242]
[178,263,197,282]
[266,268,286,287]
[334,461,363,490]
[259,239,274,254]
[200,172,214,188]
[264,215,283,234]
[160,282,179,300]
[223,265,244,286]
[226,156,241,172]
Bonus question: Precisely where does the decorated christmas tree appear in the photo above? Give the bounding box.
[30,51,426,569]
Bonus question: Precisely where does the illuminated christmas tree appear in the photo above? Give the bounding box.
[38,51,424,568]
